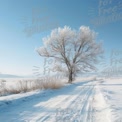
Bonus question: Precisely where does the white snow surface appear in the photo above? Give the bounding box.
[0,78,122,122]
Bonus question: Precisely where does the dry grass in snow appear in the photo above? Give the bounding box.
[0,77,64,96]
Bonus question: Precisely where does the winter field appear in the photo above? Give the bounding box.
[0,77,122,122]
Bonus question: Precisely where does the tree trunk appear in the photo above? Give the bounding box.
[68,71,73,83]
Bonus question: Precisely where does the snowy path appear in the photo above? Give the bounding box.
[0,80,113,122]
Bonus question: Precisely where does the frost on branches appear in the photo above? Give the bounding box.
[37,26,103,83]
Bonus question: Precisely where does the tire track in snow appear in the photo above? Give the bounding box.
[35,85,88,122]
[26,84,87,122]
[37,82,96,122]
[91,83,112,122]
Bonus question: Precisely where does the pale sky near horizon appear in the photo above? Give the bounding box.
[0,0,122,76]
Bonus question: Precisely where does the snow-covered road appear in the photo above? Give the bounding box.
[0,78,121,122]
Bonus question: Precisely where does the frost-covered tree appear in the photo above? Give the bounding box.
[37,26,103,83]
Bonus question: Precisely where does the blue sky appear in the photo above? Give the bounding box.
[0,0,122,75]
